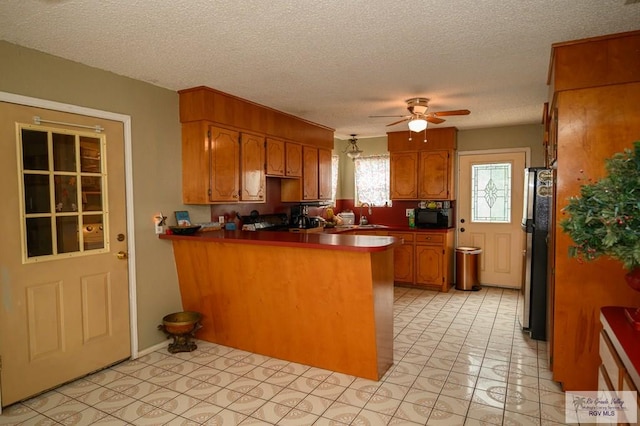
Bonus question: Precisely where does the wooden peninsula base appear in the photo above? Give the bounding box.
[161,231,397,380]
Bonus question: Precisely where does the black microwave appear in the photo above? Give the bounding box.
[415,208,453,229]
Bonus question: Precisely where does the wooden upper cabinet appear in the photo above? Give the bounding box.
[240,133,265,201]
[285,142,302,177]
[182,121,210,204]
[390,152,418,199]
[318,148,332,200]
[265,138,285,176]
[302,146,319,200]
[389,127,456,201]
[178,86,335,204]
[210,126,240,202]
[418,150,452,200]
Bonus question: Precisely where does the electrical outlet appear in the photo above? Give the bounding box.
[155,224,164,235]
[406,209,413,217]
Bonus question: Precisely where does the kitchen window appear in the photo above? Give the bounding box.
[331,154,339,205]
[354,154,391,207]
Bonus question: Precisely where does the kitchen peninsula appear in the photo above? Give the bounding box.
[159,230,399,380]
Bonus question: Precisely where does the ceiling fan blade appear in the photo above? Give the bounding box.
[369,114,408,118]
[432,109,471,117]
[426,116,446,124]
[386,117,410,126]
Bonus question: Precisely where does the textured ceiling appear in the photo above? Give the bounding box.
[1,0,639,139]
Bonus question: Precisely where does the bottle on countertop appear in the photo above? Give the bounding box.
[408,209,415,228]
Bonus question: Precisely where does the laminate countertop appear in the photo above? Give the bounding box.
[159,229,400,253]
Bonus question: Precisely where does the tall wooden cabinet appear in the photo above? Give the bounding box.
[388,128,456,200]
[547,30,640,391]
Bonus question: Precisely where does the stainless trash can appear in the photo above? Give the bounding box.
[456,247,482,291]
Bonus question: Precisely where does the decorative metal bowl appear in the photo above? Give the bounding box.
[162,311,202,335]
[169,225,201,235]
[159,311,202,353]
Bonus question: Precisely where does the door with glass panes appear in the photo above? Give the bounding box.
[0,102,130,406]
[457,151,526,288]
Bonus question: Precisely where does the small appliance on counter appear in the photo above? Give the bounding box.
[414,206,453,229]
[290,204,324,229]
[240,213,289,231]
[336,210,355,225]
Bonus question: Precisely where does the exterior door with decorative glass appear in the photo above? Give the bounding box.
[457,151,526,288]
[0,102,131,406]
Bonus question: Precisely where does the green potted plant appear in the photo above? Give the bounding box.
[560,140,640,290]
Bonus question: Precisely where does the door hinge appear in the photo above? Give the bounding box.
[207,130,211,139]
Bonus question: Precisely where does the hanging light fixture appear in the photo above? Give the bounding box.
[407,117,428,133]
[344,134,363,160]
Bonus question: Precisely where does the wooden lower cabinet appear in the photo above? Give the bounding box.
[388,229,454,292]
[389,232,414,283]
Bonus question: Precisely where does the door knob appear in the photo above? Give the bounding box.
[116,251,128,260]
[460,228,465,232]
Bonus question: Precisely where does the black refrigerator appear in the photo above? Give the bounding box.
[519,167,552,340]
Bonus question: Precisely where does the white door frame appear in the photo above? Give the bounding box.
[0,92,139,405]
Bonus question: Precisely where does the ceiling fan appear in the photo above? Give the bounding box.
[370,98,470,132]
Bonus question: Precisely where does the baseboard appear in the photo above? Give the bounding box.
[135,340,169,359]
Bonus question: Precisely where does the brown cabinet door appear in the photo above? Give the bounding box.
[418,150,451,200]
[286,142,302,177]
[266,138,285,176]
[390,152,418,199]
[302,146,319,200]
[240,133,265,201]
[415,244,443,286]
[210,126,240,202]
[318,148,332,200]
[394,243,414,283]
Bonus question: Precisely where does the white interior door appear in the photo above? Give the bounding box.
[457,150,526,288]
[0,102,131,406]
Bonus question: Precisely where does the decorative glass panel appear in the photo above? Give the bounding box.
[471,163,511,223]
[18,125,108,261]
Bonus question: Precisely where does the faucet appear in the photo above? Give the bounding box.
[359,203,372,225]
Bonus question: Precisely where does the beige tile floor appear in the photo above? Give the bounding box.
[0,286,575,425]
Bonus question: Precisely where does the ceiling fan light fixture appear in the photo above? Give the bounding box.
[408,117,428,133]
